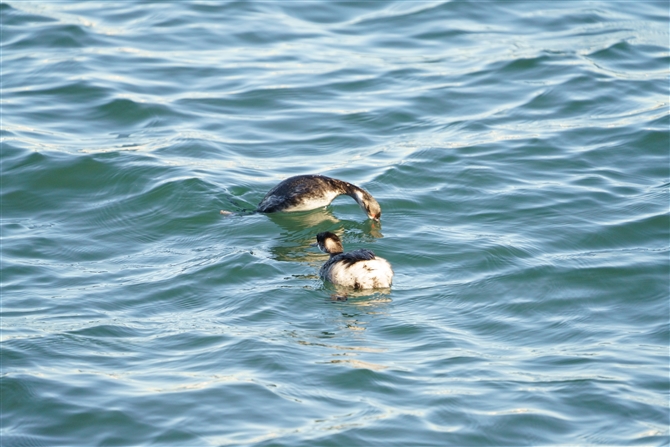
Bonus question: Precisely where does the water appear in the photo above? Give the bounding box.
[2,1,669,446]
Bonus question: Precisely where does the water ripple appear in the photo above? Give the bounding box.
[2,1,668,446]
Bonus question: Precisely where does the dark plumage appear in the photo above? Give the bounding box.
[324,249,377,268]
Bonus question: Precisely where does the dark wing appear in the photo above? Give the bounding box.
[257,175,342,212]
[257,176,306,212]
[332,249,376,267]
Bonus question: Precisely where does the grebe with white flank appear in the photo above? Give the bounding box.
[257,175,381,221]
[315,231,393,289]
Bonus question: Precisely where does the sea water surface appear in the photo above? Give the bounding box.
[2,1,669,446]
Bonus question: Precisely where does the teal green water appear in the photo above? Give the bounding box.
[2,1,669,446]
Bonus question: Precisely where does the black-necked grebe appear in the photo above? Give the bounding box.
[315,231,393,289]
[257,175,381,221]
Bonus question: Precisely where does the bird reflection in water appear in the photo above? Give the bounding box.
[264,208,383,264]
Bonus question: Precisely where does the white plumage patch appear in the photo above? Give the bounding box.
[281,191,341,212]
[323,257,393,289]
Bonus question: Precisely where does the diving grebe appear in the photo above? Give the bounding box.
[257,175,381,221]
[315,231,393,289]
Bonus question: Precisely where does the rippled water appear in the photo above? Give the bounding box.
[2,1,669,446]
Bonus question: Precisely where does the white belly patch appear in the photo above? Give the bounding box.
[282,194,338,212]
[324,258,393,289]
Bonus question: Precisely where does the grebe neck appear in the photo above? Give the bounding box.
[336,180,381,221]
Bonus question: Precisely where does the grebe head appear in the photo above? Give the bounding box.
[353,190,381,221]
[316,232,344,255]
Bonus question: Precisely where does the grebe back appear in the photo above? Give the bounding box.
[315,231,393,289]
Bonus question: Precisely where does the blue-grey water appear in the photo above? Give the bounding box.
[2,1,669,446]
